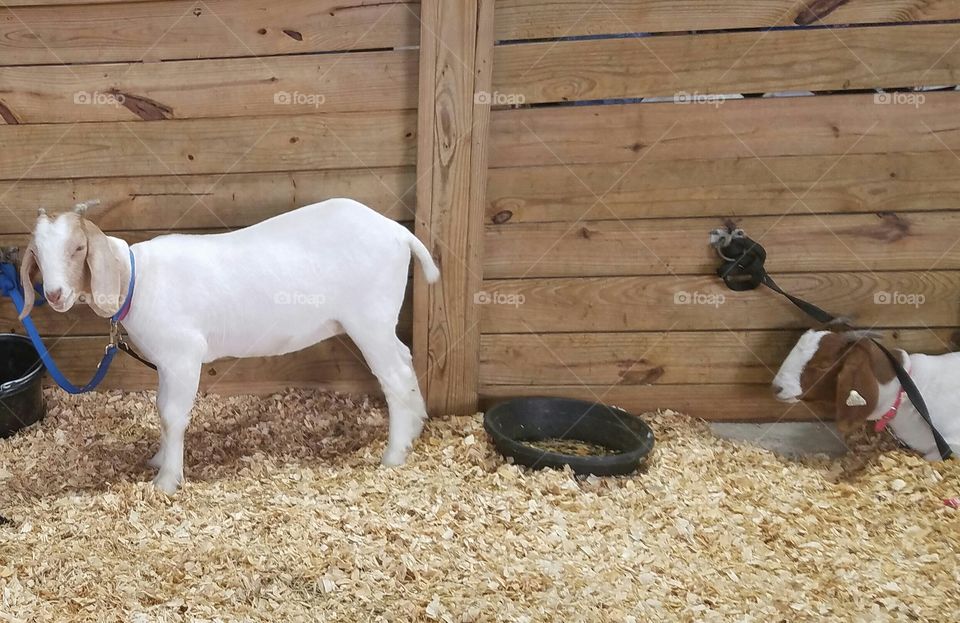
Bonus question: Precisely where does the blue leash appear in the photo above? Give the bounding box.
[0,249,150,394]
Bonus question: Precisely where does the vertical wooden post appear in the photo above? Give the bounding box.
[414,0,494,415]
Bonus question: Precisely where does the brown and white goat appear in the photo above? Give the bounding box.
[772,329,959,460]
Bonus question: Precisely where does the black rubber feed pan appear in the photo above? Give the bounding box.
[484,397,654,476]
[0,334,45,438]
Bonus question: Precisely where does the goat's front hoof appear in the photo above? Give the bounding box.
[152,471,182,494]
[381,446,408,467]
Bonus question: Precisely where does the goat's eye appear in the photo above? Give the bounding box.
[73,245,84,254]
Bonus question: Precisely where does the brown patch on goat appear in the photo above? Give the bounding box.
[798,334,895,434]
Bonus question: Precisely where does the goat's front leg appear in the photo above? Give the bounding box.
[152,359,202,494]
[147,422,167,469]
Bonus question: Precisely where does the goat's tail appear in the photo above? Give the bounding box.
[406,232,440,284]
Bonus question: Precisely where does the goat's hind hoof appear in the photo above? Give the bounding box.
[381,447,408,467]
[152,472,182,494]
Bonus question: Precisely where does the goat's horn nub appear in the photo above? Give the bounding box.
[845,390,867,407]
[73,198,100,214]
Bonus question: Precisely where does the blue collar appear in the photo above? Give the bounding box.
[111,248,136,323]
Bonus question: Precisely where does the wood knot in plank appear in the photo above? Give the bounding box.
[794,0,850,25]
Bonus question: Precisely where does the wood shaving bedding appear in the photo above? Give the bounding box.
[0,388,957,622]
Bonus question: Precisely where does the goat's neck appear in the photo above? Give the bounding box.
[864,349,909,423]
[868,351,942,457]
[110,236,132,305]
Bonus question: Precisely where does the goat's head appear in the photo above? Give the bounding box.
[772,328,896,433]
[19,206,126,319]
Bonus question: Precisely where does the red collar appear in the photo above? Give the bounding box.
[874,361,909,432]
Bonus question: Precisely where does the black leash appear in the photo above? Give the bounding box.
[118,341,157,371]
[710,227,953,461]
[110,321,158,371]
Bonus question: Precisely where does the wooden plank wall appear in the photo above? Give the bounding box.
[7,0,960,420]
[481,0,960,420]
[0,0,421,394]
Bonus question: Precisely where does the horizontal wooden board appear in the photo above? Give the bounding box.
[494,23,960,103]
[0,219,414,253]
[5,1,145,4]
[0,167,416,234]
[0,0,418,65]
[495,0,960,39]
[480,329,957,386]
[488,92,960,168]
[486,151,960,223]
[484,211,960,278]
[0,111,416,180]
[480,384,828,422]
[0,229,215,254]
[3,0,164,5]
[479,272,960,333]
[43,335,380,394]
[0,284,414,338]
[1,302,129,339]
[0,50,417,124]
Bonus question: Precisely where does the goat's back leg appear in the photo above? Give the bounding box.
[343,322,426,466]
[152,357,202,493]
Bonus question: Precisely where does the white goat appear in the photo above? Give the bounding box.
[772,328,960,460]
[20,199,439,492]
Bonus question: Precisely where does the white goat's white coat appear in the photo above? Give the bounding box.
[773,330,960,460]
[23,199,439,492]
[873,352,960,460]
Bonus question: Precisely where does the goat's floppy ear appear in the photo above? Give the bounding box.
[82,219,123,318]
[18,242,40,320]
[834,343,879,434]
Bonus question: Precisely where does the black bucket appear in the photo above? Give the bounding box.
[484,397,655,476]
[0,334,45,438]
